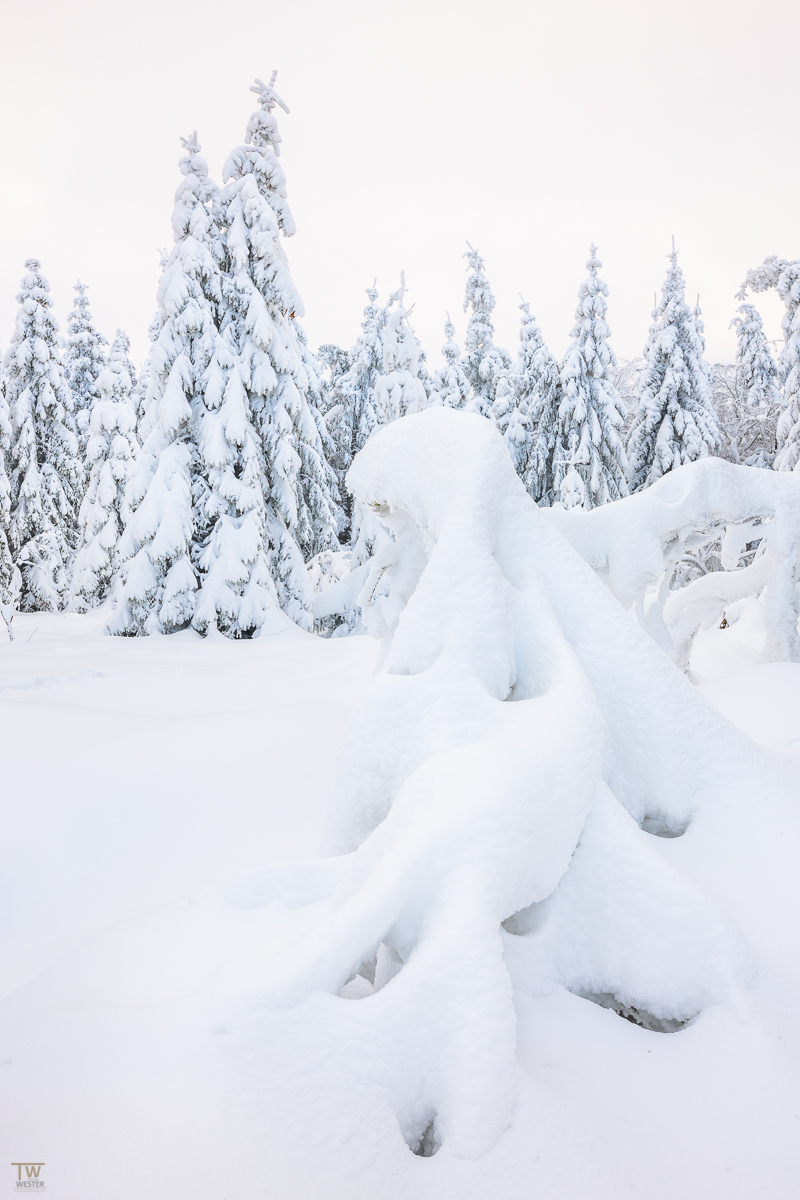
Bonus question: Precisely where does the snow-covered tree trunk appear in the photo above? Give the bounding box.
[627,246,721,491]
[5,260,83,611]
[70,332,139,611]
[556,247,628,509]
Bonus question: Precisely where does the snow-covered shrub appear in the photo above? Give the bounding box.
[228,407,764,1160]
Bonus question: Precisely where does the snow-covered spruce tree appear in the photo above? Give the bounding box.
[0,375,19,636]
[461,245,511,418]
[711,303,782,467]
[70,331,139,610]
[374,277,427,424]
[556,247,628,508]
[739,256,800,471]
[321,283,384,531]
[218,74,341,625]
[513,300,562,505]
[492,368,531,482]
[429,314,471,409]
[626,246,721,492]
[4,260,83,611]
[731,303,780,412]
[65,280,107,453]
[110,132,283,638]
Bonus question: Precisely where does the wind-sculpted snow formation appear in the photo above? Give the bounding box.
[229,408,781,1160]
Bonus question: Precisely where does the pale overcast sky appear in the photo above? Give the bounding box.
[0,0,797,370]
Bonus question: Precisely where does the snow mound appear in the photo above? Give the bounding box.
[229,408,784,1159]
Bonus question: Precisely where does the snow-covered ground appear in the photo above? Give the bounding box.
[1,609,799,1199]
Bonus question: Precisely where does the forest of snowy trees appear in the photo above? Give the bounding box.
[0,73,795,641]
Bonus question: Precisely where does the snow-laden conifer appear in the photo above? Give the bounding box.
[429,315,471,409]
[556,247,628,508]
[4,260,82,610]
[70,332,139,610]
[731,303,780,412]
[374,278,427,424]
[218,74,340,627]
[627,246,721,492]
[516,301,562,505]
[322,284,383,512]
[738,256,800,471]
[0,375,19,635]
[65,280,107,452]
[492,369,531,481]
[461,245,510,417]
[110,132,282,638]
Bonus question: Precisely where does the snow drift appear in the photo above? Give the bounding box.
[230,408,785,1159]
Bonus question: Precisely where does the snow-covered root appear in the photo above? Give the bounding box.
[228,410,772,1157]
[548,456,800,666]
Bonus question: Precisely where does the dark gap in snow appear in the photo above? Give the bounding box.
[408,1118,440,1157]
[358,955,377,985]
[576,990,696,1033]
[502,899,548,935]
[639,812,690,838]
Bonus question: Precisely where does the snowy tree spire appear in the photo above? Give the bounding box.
[738,255,800,471]
[0,375,19,636]
[627,244,721,492]
[109,131,284,637]
[70,331,139,611]
[4,260,83,610]
[218,74,341,628]
[730,303,780,412]
[65,280,107,454]
[461,244,510,417]
[556,246,628,508]
[429,313,471,409]
[514,299,562,505]
[374,275,427,424]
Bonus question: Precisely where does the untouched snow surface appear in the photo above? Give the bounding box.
[2,422,800,1195]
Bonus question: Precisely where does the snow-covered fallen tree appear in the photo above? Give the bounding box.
[226,409,789,1159]
[549,458,800,671]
